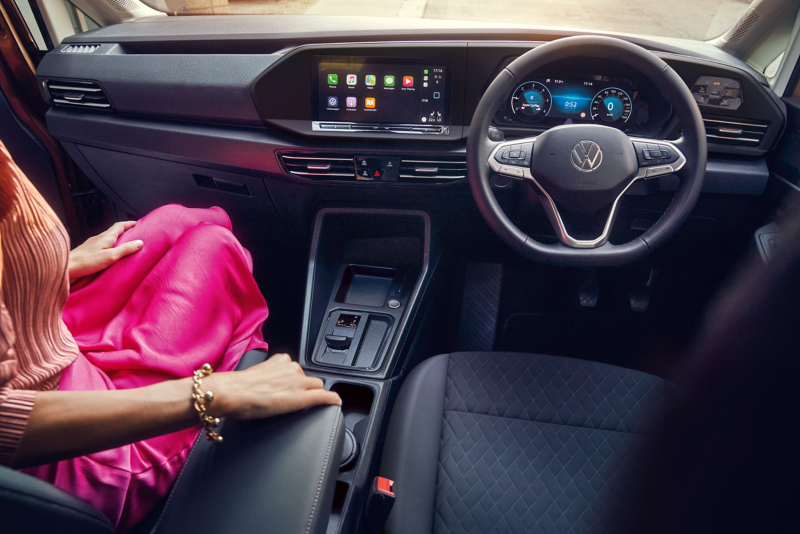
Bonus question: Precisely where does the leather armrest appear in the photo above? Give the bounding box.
[152,350,344,534]
[0,464,113,534]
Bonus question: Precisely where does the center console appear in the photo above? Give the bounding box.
[299,208,430,377]
[298,208,435,534]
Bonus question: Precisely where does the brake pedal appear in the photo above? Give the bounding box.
[630,268,657,313]
[579,268,599,308]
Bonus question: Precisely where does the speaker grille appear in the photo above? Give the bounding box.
[726,8,760,43]
[106,0,143,11]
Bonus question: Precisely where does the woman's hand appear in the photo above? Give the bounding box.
[204,353,341,420]
[68,221,143,282]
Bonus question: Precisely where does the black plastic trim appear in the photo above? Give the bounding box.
[300,208,431,381]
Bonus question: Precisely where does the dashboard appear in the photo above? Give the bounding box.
[244,40,783,155]
[34,16,785,196]
[28,15,785,282]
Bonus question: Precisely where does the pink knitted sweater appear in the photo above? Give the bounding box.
[0,141,80,465]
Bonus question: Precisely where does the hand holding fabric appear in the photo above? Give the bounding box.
[68,221,143,282]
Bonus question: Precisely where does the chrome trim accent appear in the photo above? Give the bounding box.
[399,158,466,180]
[281,155,353,161]
[306,164,332,170]
[311,121,449,135]
[717,127,744,135]
[53,99,111,108]
[570,140,603,172]
[288,171,355,177]
[400,159,465,164]
[487,136,686,249]
[702,118,768,128]
[706,134,760,142]
[399,174,466,179]
[48,85,103,92]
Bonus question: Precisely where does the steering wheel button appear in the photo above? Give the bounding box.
[508,150,520,159]
[499,165,524,178]
[645,165,674,178]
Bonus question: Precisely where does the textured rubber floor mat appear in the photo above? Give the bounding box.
[456,262,503,352]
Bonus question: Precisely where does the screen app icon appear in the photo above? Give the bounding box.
[346,74,357,85]
[327,96,338,107]
[403,76,414,87]
[346,96,356,108]
[384,75,395,87]
[365,75,376,86]
[365,97,376,108]
[327,74,338,85]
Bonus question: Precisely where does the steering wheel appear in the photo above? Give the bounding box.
[467,35,707,266]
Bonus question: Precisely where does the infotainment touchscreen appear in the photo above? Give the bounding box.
[313,56,451,134]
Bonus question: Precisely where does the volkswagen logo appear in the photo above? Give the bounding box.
[571,141,603,172]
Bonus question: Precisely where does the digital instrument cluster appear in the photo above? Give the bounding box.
[499,77,639,129]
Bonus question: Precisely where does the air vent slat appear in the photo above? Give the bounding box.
[703,116,768,147]
[47,80,112,111]
[279,153,467,183]
[61,44,100,54]
[279,154,355,179]
[399,157,466,182]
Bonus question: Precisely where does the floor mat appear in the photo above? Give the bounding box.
[455,262,503,352]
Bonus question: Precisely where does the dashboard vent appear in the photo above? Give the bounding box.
[279,154,355,179]
[46,80,111,110]
[704,117,768,147]
[61,44,100,54]
[399,157,467,182]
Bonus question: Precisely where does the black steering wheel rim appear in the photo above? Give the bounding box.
[467,35,707,267]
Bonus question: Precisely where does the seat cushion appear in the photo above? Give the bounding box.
[381,352,668,534]
[0,464,113,534]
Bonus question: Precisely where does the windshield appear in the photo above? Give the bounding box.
[213,0,752,41]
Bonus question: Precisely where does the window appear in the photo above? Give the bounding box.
[12,0,48,50]
[64,0,100,34]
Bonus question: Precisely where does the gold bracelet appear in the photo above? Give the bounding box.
[192,363,223,443]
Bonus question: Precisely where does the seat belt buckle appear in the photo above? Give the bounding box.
[362,476,395,533]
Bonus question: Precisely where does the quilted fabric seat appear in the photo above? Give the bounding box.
[380,352,669,534]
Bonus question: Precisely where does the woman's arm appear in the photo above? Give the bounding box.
[13,353,340,468]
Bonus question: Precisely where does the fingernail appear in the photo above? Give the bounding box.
[134,240,144,249]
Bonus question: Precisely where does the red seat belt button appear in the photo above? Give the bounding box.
[376,476,395,496]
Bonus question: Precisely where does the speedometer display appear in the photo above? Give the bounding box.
[591,88,632,125]
[498,78,639,130]
[510,81,552,123]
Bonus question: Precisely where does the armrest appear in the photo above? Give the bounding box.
[152,352,344,534]
[0,465,113,534]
